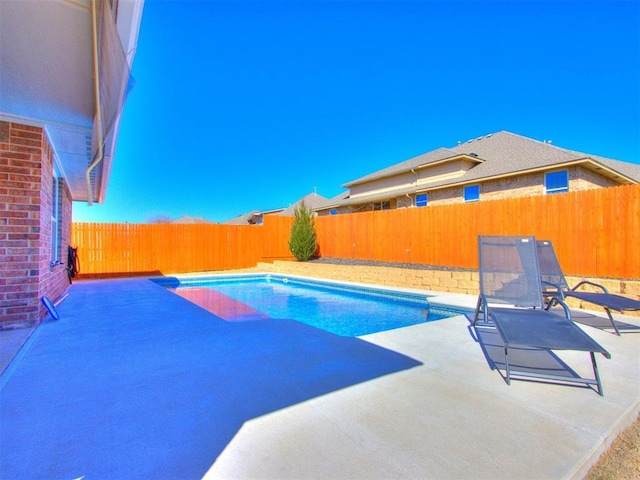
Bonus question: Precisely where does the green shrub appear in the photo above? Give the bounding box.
[288,200,317,261]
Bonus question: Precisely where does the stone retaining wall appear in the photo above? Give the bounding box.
[256,261,640,316]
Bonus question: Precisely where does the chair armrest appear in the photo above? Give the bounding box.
[572,280,609,294]
[552,297,572,321]
[541,280,563,296]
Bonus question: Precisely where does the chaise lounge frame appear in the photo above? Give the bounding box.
[537,240,640,336]
[473,235,611,395]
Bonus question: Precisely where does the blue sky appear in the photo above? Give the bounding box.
[73,0,640,224]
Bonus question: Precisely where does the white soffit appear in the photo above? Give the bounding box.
[0,0,94,129]
[0,0,144,202]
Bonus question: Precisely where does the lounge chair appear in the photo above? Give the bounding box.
[473,235,610,395]
[537,240,640,336]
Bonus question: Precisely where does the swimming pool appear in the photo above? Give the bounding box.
[156,274,464,337]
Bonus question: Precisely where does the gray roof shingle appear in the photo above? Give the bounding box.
[279,192,330,216]
[345,131,640,191]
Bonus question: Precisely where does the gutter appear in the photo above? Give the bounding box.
[86,0,104,206]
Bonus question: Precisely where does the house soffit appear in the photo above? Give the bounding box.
[0,0,144,203]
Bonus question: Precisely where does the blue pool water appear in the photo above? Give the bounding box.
[163,275,463,337]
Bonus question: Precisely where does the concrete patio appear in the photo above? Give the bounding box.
[1,277,639,479]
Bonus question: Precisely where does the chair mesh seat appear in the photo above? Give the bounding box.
[490,307,610,356]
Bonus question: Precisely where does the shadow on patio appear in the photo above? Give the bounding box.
[0,278,421,479]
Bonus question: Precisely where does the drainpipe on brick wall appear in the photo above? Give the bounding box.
[86,0,104,206]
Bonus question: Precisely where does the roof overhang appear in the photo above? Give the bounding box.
[343,153,483,188]
[0,0,144,203]
[577,157,639,185]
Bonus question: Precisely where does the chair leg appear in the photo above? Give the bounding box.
[604,308,621,336]
[473,296,486,325]
[504,345,511,385]
[591,352,604,396]
[544,295,555,311]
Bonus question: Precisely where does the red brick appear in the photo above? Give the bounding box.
[0,151,32,161]
[9,144,41,155]
[10,136,41,148]
[9,204,39,212]
[11,129,42,141]
[1,261,37,271]
[6,291,38,300]
[5,276,38,285]
[2,196,34,205]
[3,211,28,220]
[2,121,69,326]
[6,305,39,315]
[7,173,39,183]
[0,313,37,323]
[11,123,42,133]
[1,283,37,294]
[4,254,29,262]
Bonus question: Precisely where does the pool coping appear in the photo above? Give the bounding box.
[152,271,480,312]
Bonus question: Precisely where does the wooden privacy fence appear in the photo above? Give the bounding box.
[73,184,640,279]
[72,215,295,276]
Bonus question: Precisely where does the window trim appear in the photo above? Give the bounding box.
[373,200,391,211]
[50,166,61,265]
[545,170,569,194]
[463,184,480,203]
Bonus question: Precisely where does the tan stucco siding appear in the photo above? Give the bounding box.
[349,171,416,199]
[415,159,474,186]
[349,159,475,200]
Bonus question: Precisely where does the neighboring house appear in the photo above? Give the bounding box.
[316,131,640,215]
[225,211,263,226]
[277,192,331,216]
[171,215,214,224]
[225,192,330,225]
[0,0,144,327]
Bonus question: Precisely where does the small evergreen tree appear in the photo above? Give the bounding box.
[288,200,317,261]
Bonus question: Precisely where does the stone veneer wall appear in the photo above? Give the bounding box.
[0,121,72,328]
[256,260,640,316]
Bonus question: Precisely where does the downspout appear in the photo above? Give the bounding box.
[410,168,418,207]
[86,0,104,206]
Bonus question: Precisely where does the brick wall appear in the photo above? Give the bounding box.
[0,121,71,328]
[325,166,621,214]
[257,260,640,316]
[571,166,618,191]
[427,166,616,206]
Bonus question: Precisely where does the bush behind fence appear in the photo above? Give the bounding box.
[73,184,640,279]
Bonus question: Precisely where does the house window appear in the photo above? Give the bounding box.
[330,209,337,215]
[51,168,61,265]
[373,201,390,211]
[545,170,568,194]
[415,193,428,207]
[463,185,480,202]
